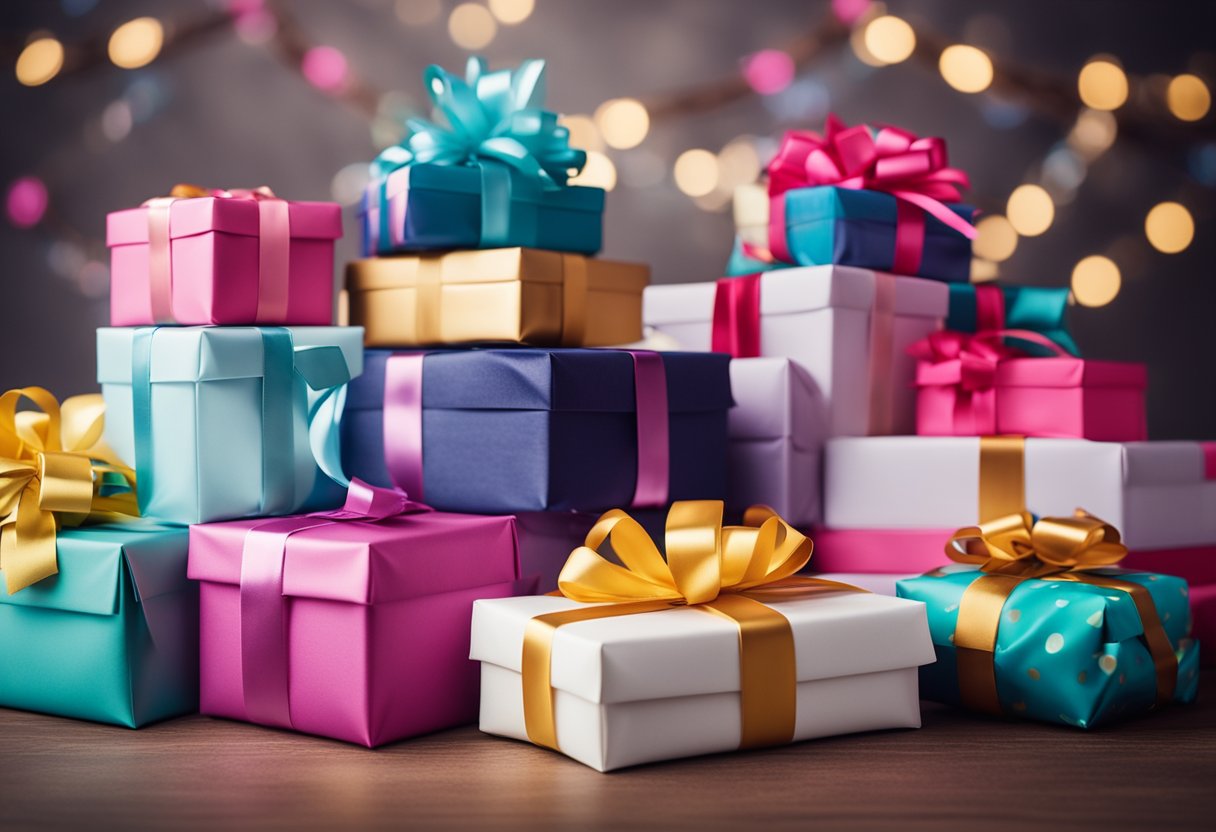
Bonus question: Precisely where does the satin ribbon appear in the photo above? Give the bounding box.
[711,274,762,357]
[945,510,1179,716]
[766,115,976,272]
[381,350,669,508]
[239,478,430,728]
[948,284,1081,357]
[521,501,861,752]
[142,184,291,324]
[370,57,586,253]
[910,329,1068,435]
[0,388,139,593]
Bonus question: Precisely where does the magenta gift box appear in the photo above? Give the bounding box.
[107,196,341,326]
[188,510,526,747]
[915,356,1147,440]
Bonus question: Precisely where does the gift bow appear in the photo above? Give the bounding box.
[948,510,1128,579]
[522,501,860,753]
[371,57,586,188]
[0,387,139,594]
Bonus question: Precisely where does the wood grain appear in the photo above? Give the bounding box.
[1,673,1213,832]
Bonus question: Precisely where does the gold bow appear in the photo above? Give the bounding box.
[0,387,139,594]
[948,510,1128,579]
[522,501,859,753]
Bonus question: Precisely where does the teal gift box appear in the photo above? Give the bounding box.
[897,565,1199,728]
[0,523,197,727]
[97,326,363,525]
[946,283,1079,356]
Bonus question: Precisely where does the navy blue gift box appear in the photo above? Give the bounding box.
[342,349,733,514]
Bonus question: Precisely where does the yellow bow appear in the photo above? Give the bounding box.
[0,387,139,594]
[522,501,857,753]
[947,509,1127,579]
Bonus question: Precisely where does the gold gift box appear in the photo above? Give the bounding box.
[347,248,649,348]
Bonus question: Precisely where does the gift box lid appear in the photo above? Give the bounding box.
[107,198,342,246]
[187,512,519,605]
[783,186,976,237]
[96,326,364,385]
[916,357,1147,389]
[346,247,648,293]
[470,591,936,705]
[0,523,191,617]
[728,357,824,447]
[361,163,605,215]
[345,349,733,415]
[642,265,948,327]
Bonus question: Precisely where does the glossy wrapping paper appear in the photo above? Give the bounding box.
[97,326,364,525]
[346,248,648,348]
[0,524,197,727]
[341,348,733,514]
[946,284,1079,355]
[897,566,1199,727]
[188,508,528,747]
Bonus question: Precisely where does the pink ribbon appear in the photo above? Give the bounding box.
[1201,442,1216,481]
[711,274,763,358]
[142,185,291,324]
[628,350,670,508]
[766,115,977,273]
[238,479,430,728]
[973,284,1006,332]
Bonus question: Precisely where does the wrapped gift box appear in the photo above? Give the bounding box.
[897,566,1199,727]
[819,438,1216,573]
[947,284,1079,355]
[514,509,664,593]
[341,348,732,514]
[107,194,340,326]
[97,326,363,524]
[347,248,648,348]
[188,494,528,747]
[361,163,604,256]
[471,590,934,771]
[0,524,197,727]
[643,265,947,436]
[728,357,825,526]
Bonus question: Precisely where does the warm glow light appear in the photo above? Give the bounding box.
[570,151,616,191]
[715,138,762,192]
[1006,184,1054,237]
[1144,202,1195,254]
[108,17,164,70]
[1078,59,1128,111]
[863,15,916,65]
[488,0,534,25]
[970,258,1000,283]
[1167,74,1211,122]
[594,98,649,150]
[673,149,719,197]
[938,45,993,94]
[973,215,1018,262]
[448,3,497,50]
[1068,108,1117,157]
[395,0,442,26]
[1071,255,1121,307]
[16,37,64,86]
[559,115,602,153]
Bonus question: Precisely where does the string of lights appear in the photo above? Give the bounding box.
[6,0,1213,308]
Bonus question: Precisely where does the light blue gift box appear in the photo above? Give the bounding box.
[0,523,196,727]
[97,326,363,525]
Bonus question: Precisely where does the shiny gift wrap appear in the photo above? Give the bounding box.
[97,326,363,525]
[947,284,1079,356]
[347,248,647,348]
[0,523,197,727]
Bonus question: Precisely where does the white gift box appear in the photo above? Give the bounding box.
[729,357,825,526]
[470,591,934,772]
[825,437,1216,550]
[642,265,947,437]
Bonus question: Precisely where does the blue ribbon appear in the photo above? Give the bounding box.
[370,57,587,252]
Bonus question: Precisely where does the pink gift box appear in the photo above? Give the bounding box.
[915,354,1147,440]
[187,506,527,747]
[107,195,341,326]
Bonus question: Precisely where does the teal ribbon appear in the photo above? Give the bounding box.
[370,57,587,252]
[947,285,1080,356]
[131,328,157,517]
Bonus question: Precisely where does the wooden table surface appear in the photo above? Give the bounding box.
[2,673,1213,832]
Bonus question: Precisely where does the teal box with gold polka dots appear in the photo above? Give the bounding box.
[896,566,1199,728]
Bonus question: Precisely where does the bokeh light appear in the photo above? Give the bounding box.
[569,151,616,191]
[970,258,1000,283]
[1068,108,1117,158]
[234,9,277,44]
[673,149,719,197]
[939,45,993,93]
[396,0,442,25]
[101,100,133,142]
[16,37,65,87]
[559,115,603,153]
[1166,74,1211,122]
[832,0,873,25]
[1144,202,1194,254]
[448,3,497,50]
[331,163,372,205]
[1071,255,1121,307]
[108,18,164,70]
[77,261,109,298]
[6,177,49,229]
[1006,184,1054,236]
[863,15,916,65]
[301,46,348,93]
[743,50,795,95]
[1077,59,1128,111]
[594,99,649,150]
[716,138,762,193]
[973,215,1018,262]
[488,0,534,25]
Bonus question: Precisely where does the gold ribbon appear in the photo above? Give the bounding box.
[946,509,1177,715]
[412,257,444,346]
[558,253,588,347]
[521,501,859,752]
[978,435,1025,521]
[0,387,139,594]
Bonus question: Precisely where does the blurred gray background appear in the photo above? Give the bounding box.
[1,0,1213,438]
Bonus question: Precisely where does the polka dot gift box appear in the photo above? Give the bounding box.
[896,511,1199,728]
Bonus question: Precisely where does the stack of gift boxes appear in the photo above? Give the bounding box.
[0,61,1207,772]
